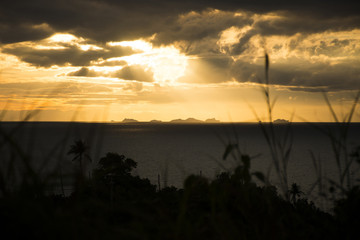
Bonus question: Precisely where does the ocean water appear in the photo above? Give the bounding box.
[1,122,360,201]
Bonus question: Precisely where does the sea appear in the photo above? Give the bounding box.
[1,122,360,206]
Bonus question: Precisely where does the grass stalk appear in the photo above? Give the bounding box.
[322,91,360,192]
[252,53,293,200]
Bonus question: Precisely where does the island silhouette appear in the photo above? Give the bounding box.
[120,118,221,123]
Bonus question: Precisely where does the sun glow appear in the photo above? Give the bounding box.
[108,40,188,83]
[48,33,79,43]
[108,40,153,51]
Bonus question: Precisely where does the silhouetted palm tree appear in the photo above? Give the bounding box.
[288,183,303,204]
[67,139,91,175]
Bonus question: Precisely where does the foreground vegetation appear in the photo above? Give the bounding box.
[0,145,359,240]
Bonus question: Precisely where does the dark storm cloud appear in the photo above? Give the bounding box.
[152,10,253,46]
[1,0,359,44]
[229,14,360,55]
[113,65,154,82]
[0,0,177,44]
[0,23,54,44]
[67,67,99,77]
[152,6,360,56]
[255,14,360,36]
[2,44,135,67]
[231,59,360,92]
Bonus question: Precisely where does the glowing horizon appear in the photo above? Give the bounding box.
[0,6,359,123]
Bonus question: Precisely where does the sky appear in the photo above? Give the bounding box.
[1,0,360,122]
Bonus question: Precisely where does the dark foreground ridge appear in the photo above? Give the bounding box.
[1,150,359,240]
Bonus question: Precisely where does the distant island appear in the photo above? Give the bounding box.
[118,118,221,124]
[273,119,289,124]
[170,118,203,123]
[169,118,221,123]
[122,118,139,123]
[205,118,221,123]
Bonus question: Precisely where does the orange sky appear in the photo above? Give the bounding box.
[1,2,360,122]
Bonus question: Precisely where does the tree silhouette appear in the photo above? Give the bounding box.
[289,183,303,204]
[67,139,91,176]
[96,152,137,178]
